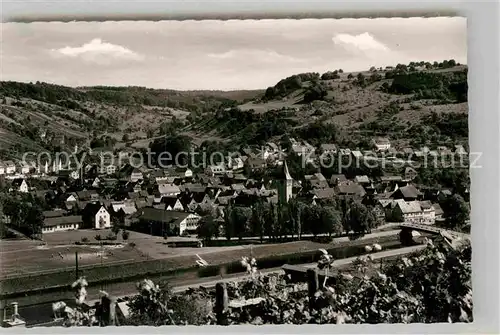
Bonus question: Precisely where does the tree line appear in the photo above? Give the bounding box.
[197,198,380,242]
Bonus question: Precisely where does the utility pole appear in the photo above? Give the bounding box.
[75,251,79,280]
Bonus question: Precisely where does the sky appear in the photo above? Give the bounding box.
[1,17,467,91]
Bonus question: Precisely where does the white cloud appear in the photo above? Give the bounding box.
[207,49,304,64]
[332,32,389,52]
[52,38,144,63]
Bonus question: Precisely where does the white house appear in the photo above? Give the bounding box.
[42,216,82,234]
[130,169,144,183]
[16,161,31,175]
[372,137,391,151]
[10,179,29,193]
[320,143,338,155]
[4,161,16,174]
[174,168,193,179]
[390,199,435,224]
[83,203,111,229]
[157,183,181,197]
[205,164,226,176]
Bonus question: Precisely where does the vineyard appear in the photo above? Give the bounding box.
[52,235,472,326]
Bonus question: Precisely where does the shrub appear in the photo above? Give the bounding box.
[106,233,118,241]
[122,230,130,240]
[95,234,102,241]
[81,237,89,243]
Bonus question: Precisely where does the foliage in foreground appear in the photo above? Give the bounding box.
[56,236,471,326]
[123,237,472,325]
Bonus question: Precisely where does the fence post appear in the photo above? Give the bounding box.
[307,268,318,310]
[215,282,229,325]
[100,294,116,326]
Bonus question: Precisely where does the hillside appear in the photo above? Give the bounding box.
[186,61,468,150]
[0,83,263,159]
[0,60,467,160]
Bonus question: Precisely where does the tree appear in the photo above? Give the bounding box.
[288,199,306,239]
[230,206,252,240]
[320,206,343,237]
[122,133,130,142]
[223,205,234,240]
[197,214,219,242]
[344,201,375,234]
[441,194,469,230]
[347,73,354,79]
[251,201,267,241]
[303,204,322,236]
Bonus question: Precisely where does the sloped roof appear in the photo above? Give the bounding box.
[355,175,370,184]
[139,208,191,224]
[158,183,181,194]
[397,200,422,214]
[44,215,83,227]
[335,182,366,196]
[397,185,421,198]
[312,188,336,199]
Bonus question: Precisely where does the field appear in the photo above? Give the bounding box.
[0,228,252,279]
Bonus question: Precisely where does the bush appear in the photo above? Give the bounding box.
[95,234,102,241]
[106,233,118,241]
[129,242,136,248]
[81,237,89,243]
[122,230,130,240]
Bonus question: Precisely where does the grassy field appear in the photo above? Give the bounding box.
[0,229,252,279]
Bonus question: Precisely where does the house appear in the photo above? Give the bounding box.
[311,188,336,200]
[136,209,201,236]
[419,200,436,224]
[391,184,422,201]
[402,148,414,157]
[339,148,351,156]
[16,161,31,175]
[329,174,347,186]
[455,145,467,155]
[157,183,181,197]
[82,203,111,229]
[334,182,366,198]
[162,196,185,211]
[433,203,444,221]
[10,179,29,193]
[320,144,338,156]
[404,167,418,181]
[176,167,193,179]
[4,161,16,174]
[0,161,5,175]
[372,137,391,151]
[205,164,226,176]
[389,200,435,224]
[351,150,363,161]
[227,157,245,170]
[42,216,82,234]
[129,169,143,183]
[308,173,329,189]
[354,175,370,185]
[244,155,267,172]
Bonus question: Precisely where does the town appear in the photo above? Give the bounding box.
[0,137,470,240]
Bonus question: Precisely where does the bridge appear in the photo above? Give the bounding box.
[397,222,470,243]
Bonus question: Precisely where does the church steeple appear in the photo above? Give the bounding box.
[278,160,293,204]
[283,161,292,181]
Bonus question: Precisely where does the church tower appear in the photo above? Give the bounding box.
[278,161,293,204]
